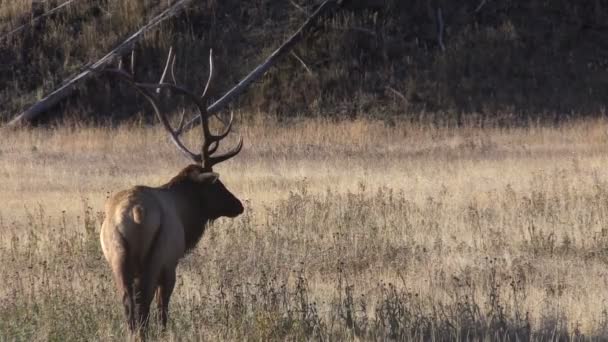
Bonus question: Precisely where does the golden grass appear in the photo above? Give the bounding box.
[0,0,30,28]
[2,117,608,340]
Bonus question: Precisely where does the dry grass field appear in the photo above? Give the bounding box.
[2,117,608,340]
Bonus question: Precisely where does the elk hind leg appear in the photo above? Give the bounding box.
[111,256,136,332]
[135,266,162,337]
[156,268,177,330]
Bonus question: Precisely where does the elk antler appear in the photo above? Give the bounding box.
[105,49,242,170]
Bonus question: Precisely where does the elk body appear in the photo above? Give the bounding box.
[100,51,243,337]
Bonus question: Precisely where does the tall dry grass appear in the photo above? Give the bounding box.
[2,117,608,340]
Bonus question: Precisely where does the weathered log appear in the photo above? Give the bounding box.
[8,0,352,127]
[180,0,348,133]
[7,0,192,127]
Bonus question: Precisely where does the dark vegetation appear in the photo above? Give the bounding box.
[1,0,608,125]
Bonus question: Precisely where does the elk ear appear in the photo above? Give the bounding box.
[195,172,219,184]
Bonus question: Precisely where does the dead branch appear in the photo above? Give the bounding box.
[437,7,446,52]
[474,0,488,13]
[7,0,193,127]
[289,0,310,15]
[180,0,345,134]
[290,51,314,76]
[0,0,81,42]
[386,86,407,103]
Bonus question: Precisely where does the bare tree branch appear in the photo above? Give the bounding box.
[386,86,407,103]
[7,0,193,127]
[290,51,314,76]
[289,0,310,15]
[474,0,488,13]
[437,7,446,52]
[180,0,345,134]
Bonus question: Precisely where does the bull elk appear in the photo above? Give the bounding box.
[100,50,243,337]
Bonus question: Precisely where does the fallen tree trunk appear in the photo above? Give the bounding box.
[181,0,348,133]
[0,0,81,42]
[8,0,351,127]
[7,0,193,127]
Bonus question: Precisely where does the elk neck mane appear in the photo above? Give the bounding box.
[161,165,212,251]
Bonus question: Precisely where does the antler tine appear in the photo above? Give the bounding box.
[158,47,175,93]
[130,50,136,76]
[138,88,202,164]
[176,108,187,133]
[198,111,236,146]
[199,50,216,169]
[207,140,220,155]
[203,112,236,162]
[170,52,178,85]
[200,50,227,126]
[106,48,242,169]
[209,111,235,142]
[201,49,214,99]
[133,81,217,166]
[198,50,243,169]
[105,69,203,163]
[207,137,244,167]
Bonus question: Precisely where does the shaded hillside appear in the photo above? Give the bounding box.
[1,0,608,124]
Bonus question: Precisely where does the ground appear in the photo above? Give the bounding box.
[1,117,608,340]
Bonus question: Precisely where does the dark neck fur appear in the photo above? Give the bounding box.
[161,165,210,252]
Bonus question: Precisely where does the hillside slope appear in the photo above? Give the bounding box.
[1,0,608,124]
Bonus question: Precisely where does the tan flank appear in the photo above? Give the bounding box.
[99,51,244,338]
